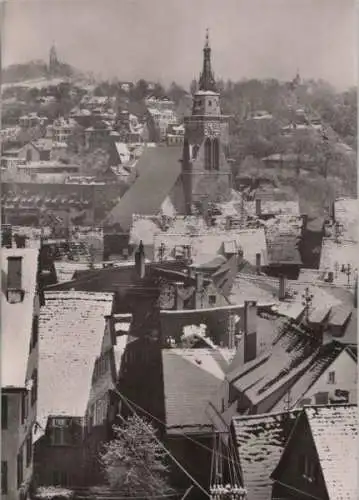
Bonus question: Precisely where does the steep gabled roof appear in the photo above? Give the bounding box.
[162,348,229,434]
[272,405,358,500]
[231,410,300,500]
[36,291,114,435]
[103,146,183,231]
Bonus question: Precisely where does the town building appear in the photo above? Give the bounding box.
[1,246,43,500]
[32,291,117,488]
[270,404,357,500]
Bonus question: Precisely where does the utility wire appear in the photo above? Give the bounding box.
[113,389,242,478]
[116,390,211,498]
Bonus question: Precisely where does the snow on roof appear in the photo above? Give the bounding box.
[232,410,300,500]
[319,239,358,276]
[1,248,39,387]
[334,198,358,242]
[154,228,268,267]
[36,291,114,432]
[246,200,300,217]
[306,405,357,500]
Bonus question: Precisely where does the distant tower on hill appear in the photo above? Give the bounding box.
[181,29,232,215]
[49,44,59,75]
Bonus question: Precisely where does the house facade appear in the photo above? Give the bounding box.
[1,246,43,500]
[271,405,357,500]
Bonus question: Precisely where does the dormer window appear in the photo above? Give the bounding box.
[6,256,24,304]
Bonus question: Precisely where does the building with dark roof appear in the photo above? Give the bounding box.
[271,404,358,500]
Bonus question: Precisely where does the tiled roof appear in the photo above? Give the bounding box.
[103,145,183,231]
[162,348,229,434]
[227,323,322,408]
[36,291,114,432]
[270,342,350,412]
[228,276,277,306]
[1,248,39,387]
[267,234,302,265]
[232,410,300,500]
[283,405,358,500]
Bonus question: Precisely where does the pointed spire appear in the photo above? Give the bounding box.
[198,29,217,92]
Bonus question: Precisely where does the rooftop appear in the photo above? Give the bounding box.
[103,145,183,231]
[232,410,300,500]
[272,405,358,500]
[153,228,268,267]
[1,248,39,387]
[162,348,231,434]
[36,291,113,432]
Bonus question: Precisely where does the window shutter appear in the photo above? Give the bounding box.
[315,392,329,405]
[1,462,8,494]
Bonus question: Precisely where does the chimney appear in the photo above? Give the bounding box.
[255,253,261,275]
[279,275,287,301]
[225,216,232,231]
[195,272,204,309]
[134,241,145,279]
[6,256,25,303]
[1,224,12,248]
[331,200,336,222]
[255,198,262,216]
[174,282,185,310]
[243,301,257,363]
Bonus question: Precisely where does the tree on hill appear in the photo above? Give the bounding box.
[99,415,174,498]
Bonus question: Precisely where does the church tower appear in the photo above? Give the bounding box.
[181,30,232,215]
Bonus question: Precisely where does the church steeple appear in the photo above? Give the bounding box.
[198,29,217,92]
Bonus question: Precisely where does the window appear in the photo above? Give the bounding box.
[315,392,329,405]
[204,138,212,170]
[31,370,38,406]
[208,100,212,106]
[1,462,8,494]
[51,427,67,446]
[328,371,336,384]
[208,294,217,306]
[31,316,39,348]
[1,395,8,430]
[26,432,32,467]
[17,448,23,489]
[299,455,318,483]
[26,149,33,162]
[212,139,219,170]
[21,392,28,425]
[7,256,22,289]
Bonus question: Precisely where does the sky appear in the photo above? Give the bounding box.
[2,0,357,90]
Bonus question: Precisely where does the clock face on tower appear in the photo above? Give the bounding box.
[204,121,220,138]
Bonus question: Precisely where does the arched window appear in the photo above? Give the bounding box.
[204,138,212,170]
[212,139,219,170]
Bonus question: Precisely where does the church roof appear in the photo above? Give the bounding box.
[103,145,183,232]
[198,30,217,92]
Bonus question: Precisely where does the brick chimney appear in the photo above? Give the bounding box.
[6,256,25,303]
[255,253,261,275]
[255,198,262,216]
[243,300,257,363]
[134,240,145,279]
[279,275,287,301]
